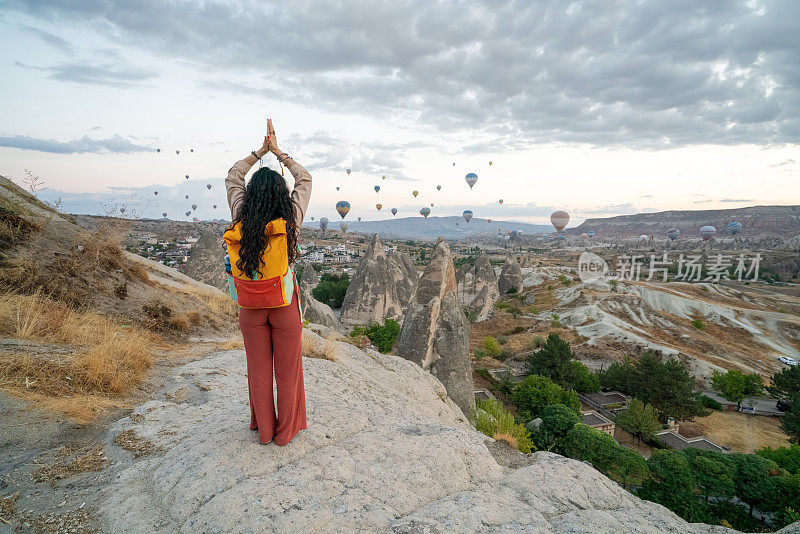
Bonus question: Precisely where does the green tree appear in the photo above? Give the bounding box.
[781,391,800,443]
[312,272,350,308]
[512,374,580,422]
[524,333,599,392]
[711,369,764,410]
[757,443,800,475]
[640,450,701,521]
[560,424,649,486]
[731,453,779,517]
[472,398,535,453]
[767,365,800,406]
[350,319,401,353]
[600,351,704,421]
[482,336,502,358]
[614,399,660,444]
[683,449,736,504]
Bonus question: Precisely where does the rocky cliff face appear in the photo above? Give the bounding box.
[185,228,227,290]
[498,255,523,294]
[98,324,755,533]
[298,264,342,331]
[396,239,475,416]
[340,235,416,326]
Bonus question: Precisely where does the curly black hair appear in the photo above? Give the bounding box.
[226,167,297,279]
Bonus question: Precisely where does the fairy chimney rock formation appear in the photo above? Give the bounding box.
[396,239,475,415]
[339,234,415,326]
[298,263,342,331]
[465,253,500,321]
[498,255,523,294]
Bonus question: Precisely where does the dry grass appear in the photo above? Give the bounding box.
[177,284,238,316]
[0,291,161,403]
[32,444,108,486]
[113,429,160,458]
[0,493,19,522]
[679,410,791,453]
[493,433,518,450]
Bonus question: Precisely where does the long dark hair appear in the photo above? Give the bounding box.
[226,167,297,279]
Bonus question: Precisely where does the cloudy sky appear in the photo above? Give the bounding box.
[0,0,798,225]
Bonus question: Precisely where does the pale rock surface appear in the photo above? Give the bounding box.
[340,235,416,326]
[465,253,500,321]
[298,263,342,331]
[396,239,475,415]
[99,325,760,534]
[498,255,523,294]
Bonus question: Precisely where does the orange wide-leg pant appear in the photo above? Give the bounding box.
[238,295,307,446]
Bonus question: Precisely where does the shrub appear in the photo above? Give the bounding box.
[504,325,526,336]
[497,335,508,345]
[557,274,572,286]
[691,319,704,330]
[475,368,492,382]
[561,424,649,486]
[615,399,661,444]
[472,398,534,453]
[530,335,546,349]
[482,336,502,358]
[700,395,723,411]
[550,313,562,327]
[114,282,128,300]
[349,319,400,353]
[474,349,486,361]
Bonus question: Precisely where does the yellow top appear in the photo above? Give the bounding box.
[223,218,288,280]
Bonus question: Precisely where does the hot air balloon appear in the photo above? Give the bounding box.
[452,162,455,166]
[727,221,742,235]
[499,199,503,205]
[489,161,493,166]
[162,212,167,217]
[213,204,217,209]
[320,217,329,230]
[456,222,459,226]
[588,231,595,238]
[430,203,434,207]
[156,148,161,153]
[639,234,649,241]
[207,184,212,190]
[581,233,589,238]
[185,175,189,179]
[185,211,191,217]
[488,219,492,224]
[336,186,340,191]
[376,203,383,211]
[346,169,351,175]
[550,211,570,232]
[381,175,385,180]
[700,225,717,241]
[436,185,441,191]
[374,185,380,193]
[176,150,180,155]
[412,190,419,198]
[465,172,478,189]
[666,228,680,241]
[336,200,351,219]
[153,191,158,195]
[119,207,125,214]
[185,194,189,199]
[358,217,362,222]
[391,208,398,216]
[193,217,199,222]
[310,216,314,221]
[340,222,349,233]
[462,210,473,223]
[420,207,430,218]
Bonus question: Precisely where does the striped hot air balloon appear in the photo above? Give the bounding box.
[336,201,351,218]
[550,211,570,232]
[700,225,717,241]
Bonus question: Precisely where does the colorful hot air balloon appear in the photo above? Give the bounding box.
[185,194,189,199]
[588,230,595,238]
[391,208,397,216]
[346,169,351,175]
[462,210,473,223]
[700,225,717,241]
[666,228,680,241]
[488,219,492,224]
[340,222,349,233]
[336,200,351,218]
[358,217,362,222]
[376,203,383,211]
[153,191,158,195]
[550,211,570,232]
[420,207,430,218]
[465,172,478,189]
[581,233,589,238]
[640,234,649,241]
[191,204,197,210]
[207,184,212,190]
[412,190,419,198]
[727,221,742,235]
[374,185,380,193]
[162,212,167,217]
[437,185,441,191]
[499,199,503,204]
[319,217,329,230]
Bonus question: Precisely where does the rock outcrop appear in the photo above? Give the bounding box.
[498,255,523,294]
[465,253,499,321]
[396,239,475,415]
[298,264,342,331]
[340,235,416,326]
[100,324,755,533]
[185,229,227,291]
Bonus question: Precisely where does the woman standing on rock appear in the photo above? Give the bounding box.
[223,119,310,446]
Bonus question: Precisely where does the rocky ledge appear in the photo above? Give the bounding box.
[100,325,752,533]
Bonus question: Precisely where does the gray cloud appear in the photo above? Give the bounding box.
[0,134,152,154]
[22,25,73,54]
[14,59,157,88]
[6,0,800,147]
